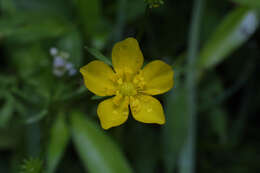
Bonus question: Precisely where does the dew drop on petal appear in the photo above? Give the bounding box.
[147,108,152,113]
[123,111,128,116]
[113,110,118,115]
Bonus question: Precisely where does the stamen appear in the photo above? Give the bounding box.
[117,78,123,85]
[130,96,141,114]
[113,94,123,105]
[105,88,115,95]
[133,71,146,91]
[120,82,137,96]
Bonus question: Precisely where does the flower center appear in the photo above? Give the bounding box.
[120,82,137,96]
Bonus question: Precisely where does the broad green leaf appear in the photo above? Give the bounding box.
[14,17,69,42]
[0,14,70,42]
[198,7,259,69]
[46,113,70,173]
[232,0,260,8]
[85,46,112,65]
[71,111,133,173]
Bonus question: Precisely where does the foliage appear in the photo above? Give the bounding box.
[0,0,260,173]
[20,158,44,173]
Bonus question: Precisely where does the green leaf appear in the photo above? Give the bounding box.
[198,7,259,69]
[232,0,260,8]
[46,113,70,173]
[0,14,70,42]
[0,94,15,127]
[91,95,106,100]
[25,109,48,124]
[70,111,133,173]
[61,86,87,101]
[85,46,112,65]
[20,158,43,173]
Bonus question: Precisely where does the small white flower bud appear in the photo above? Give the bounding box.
[50,47,58,56]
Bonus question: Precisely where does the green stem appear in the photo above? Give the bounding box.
[114,0,127,42]
[179,0,204,173]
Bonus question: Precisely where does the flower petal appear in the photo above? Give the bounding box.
[97,96,129,130]
[142,60,174,95]
[80,60,116,96]
[112,37,144,75]
[130,95,165,124]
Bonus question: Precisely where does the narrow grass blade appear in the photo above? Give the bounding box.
[85,46,112,65]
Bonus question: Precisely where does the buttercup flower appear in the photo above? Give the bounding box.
[80,38,174,129]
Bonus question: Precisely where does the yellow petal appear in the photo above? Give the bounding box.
[112,37,144,76]
[130,95,165,124]
[80,60,116,96]
[142,60,174,95]
[97,96,129,130]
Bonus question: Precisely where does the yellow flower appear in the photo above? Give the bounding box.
[80,38,174,130]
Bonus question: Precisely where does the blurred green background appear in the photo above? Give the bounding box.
[0,0,260,173]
